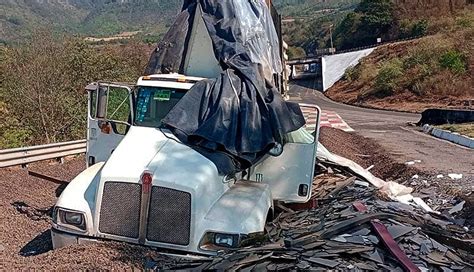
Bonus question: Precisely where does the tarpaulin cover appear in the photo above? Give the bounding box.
[145,0,305,174]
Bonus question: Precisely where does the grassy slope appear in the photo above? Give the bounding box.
[436,123,474,138]
[79,1,181,37]
[326,7,474,113]
[0,0,88,43]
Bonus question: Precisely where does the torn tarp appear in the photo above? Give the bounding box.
[145,0,305,174]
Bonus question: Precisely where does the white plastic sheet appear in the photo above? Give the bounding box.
[317,143,414,198]
[233,0,283,80]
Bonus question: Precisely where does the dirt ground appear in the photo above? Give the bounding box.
[0,128,471,270]
[326,80,474,114]
[0,156,154,270]
[319,127,418,181]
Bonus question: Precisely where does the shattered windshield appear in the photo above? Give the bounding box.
[134,86,187,128]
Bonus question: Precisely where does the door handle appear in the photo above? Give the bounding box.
[98,120,112,134]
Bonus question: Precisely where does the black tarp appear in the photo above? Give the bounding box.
[145,0,305,174]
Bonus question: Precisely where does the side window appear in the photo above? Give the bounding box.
[93,84,132,135]
[106,87,131,123]
[285,105,320,144]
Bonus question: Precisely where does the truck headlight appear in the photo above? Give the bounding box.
[199,232,241,251]
[63,211,84,226]
[53,207,86,232]
[214,233,237,247]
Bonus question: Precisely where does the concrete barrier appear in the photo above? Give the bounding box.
[418,109,474,126]
[423,125,474,149]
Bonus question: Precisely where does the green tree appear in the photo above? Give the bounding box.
[334,0,395,49]
[287,46,306,59]
[356,0,394,31]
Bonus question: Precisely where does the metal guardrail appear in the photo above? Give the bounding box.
[288,35,424,64]
[0,140,87,168]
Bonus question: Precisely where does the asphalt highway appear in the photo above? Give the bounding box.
[290,82,473,179]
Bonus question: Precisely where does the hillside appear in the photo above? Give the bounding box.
[326,7,474,113]
[78,1,181,38]
[0,0,88,43]
[274,0,359,17]
[0,0,181,44]
[393,0,467,18]
[278,0,361,57]
[0,0,358,45]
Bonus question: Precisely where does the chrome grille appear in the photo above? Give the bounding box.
[99,182,141,238]
[147,187,191,245]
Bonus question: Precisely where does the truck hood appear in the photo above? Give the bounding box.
[100,126,170,182]
[100,126,227,204]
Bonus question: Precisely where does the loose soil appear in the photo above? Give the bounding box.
[0,129,471,269]
[319,127,418,181]
[319,127,472,200]
[0,155,154,270]
[326,85,471,113]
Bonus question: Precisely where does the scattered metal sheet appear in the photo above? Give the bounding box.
[448,201,465,215]
[387,225,417,240]
[306,257,340,268]
[148,162,472,271]
[251,261,270,272]
[354,202,421,272]
[355,262,378,271]
[345,235,366,245]
[321,213,394,239]
[302,241,325,250]
[351,228,371,236]
[430,238,448,253]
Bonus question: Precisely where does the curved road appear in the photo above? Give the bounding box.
[290,83,473,179]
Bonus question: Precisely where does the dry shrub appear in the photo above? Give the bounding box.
[0,31,151,148]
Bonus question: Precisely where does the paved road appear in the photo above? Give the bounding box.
[290,83,473,178]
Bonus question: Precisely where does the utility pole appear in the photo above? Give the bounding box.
[329,24,334,54]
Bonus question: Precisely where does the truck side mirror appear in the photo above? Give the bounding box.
[96,86,108,119]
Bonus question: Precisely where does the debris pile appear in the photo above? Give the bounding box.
[148,163,473,271]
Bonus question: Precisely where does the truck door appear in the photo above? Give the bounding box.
[250,104,321,203]
[86,83,134,166]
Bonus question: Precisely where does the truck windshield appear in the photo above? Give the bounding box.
[134,86,187,128]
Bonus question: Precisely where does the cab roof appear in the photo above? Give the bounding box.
[137,74,206,90]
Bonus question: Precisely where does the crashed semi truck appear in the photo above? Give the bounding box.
[51,0,321,255]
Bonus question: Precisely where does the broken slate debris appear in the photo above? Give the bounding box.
[149,161,473,271]
[387,225,417,240]
[448,201,465,215]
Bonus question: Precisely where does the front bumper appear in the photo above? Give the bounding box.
[50,228,216,260]
[51,228,96,249]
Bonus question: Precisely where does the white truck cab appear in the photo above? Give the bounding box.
[51,73,321,255]
[51,1,321,255]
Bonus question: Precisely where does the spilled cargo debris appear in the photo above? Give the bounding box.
[146,160,473,271]
[1,129,472,270]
